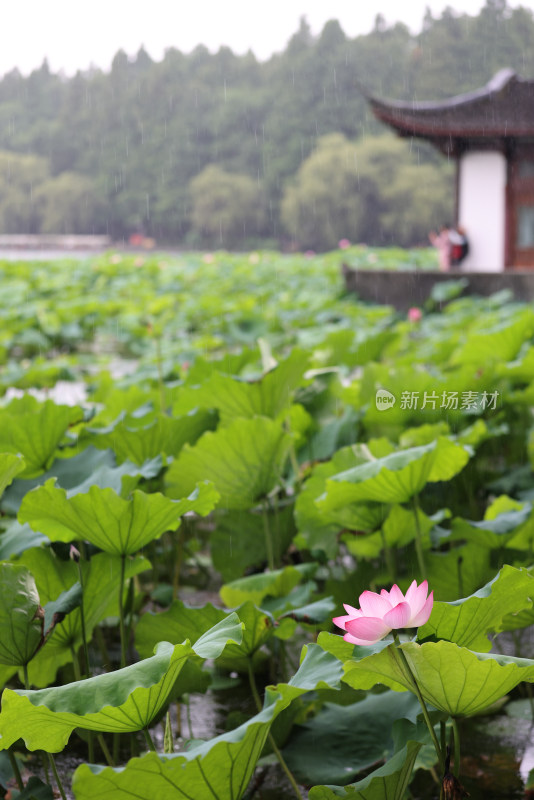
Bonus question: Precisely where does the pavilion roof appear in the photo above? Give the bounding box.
[367,70,534,153]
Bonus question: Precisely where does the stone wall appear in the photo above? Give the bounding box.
[342,264,534,310]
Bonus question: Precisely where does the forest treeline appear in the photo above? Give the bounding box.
[1,0,533,250]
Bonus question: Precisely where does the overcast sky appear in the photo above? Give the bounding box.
[2,0,534,77]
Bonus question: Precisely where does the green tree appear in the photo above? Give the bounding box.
[0,150,49,233]
[281,133,453,250]
[189,165,267,248]
[35,172,107,234]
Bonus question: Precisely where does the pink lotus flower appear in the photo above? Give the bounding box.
[338,238,351,250]
[333,580,433,646]
[407,307,423,322]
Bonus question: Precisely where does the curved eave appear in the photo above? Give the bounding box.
[371,102,534,141]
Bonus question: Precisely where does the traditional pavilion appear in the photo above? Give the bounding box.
[366,69,534,271]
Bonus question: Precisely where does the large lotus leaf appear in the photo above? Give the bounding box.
[136,600,276,673]
[135,600,228,659]
[341,639,534,717]
[283,690,420,785]
[448,499,531,549]
[0,563,42,667]
[165,416,292,510]
[317,439,469,511]
[19,480,218,554]
[0,453,25,499]
[0,396,83,478]
[88,384,161,426]
[216,602,278,671]
[496,345,534,382]
[343,504,439,560]
[0,520,49,560]
[295,445,387,558]
[70,643,341,800]
[211,504,296,581]
[219,564,317,608]
[0,617,242,753]
[297,407,361,466]
[172,350,309,425]
[5,776,54,800]
[18,548,151,687]
[1,447,161,515]
[418,566,534,651]
[308,741,422,800]
[426,541,492,601]
[450,308,534,366]
[87,408,217,464]
[503,500,534,552]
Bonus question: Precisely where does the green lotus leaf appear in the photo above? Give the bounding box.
[219,564,317,608]
[164,416,292,510]
[297,407,361,465]
[217,602,278,671]
[341,639,534,717]
[7,776,54,800]
[317,439,469,511]
[18,548,151,687]
[277,596,337,625]
[308,741,422,799]
[136,600,274,673]
[0,617,242,753]
[42,582,82,638]
[135,600,228,659]
[0,563,42,667]
[70,644,341,800]
[19,480,218,554]
[87,408,217,464]
[0,397,83,478]
[0,520,49,560]
[211,504,296,582]
[343,504,440,560]
[0,453,25,499]
[173,350,309,425]
[418,565,534,650]
[295,445,387,558]
[450,308,534,366]
[283,691,420,786]
[1,447,161,515]
[426,541,493,601]
[448,499,531,549]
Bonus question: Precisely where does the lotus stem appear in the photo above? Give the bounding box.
[75,554,90,677]
[143,726,157,753]
[457,556,464,598]
[262,501,275,571]
[380,527,396,581]
[70,645,81,681]
[172,526,185,599]
[97,734,115,766]
[451,717,461,778]
[392,634,444,773]
[247,658,303,800]
[7,749,23,791]
[186,694,194,739]
[22,663,30,690]
[411,494,427,580]
[155,335,166,414]
[119,554,127,668]
[49,753,68,800]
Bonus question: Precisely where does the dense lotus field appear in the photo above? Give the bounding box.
[2,246,534,799]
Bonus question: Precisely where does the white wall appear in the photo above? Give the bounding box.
[458,150,507,272]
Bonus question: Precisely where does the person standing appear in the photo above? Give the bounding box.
[429,225,451,272]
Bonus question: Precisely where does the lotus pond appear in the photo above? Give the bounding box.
[2,246,534,799]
